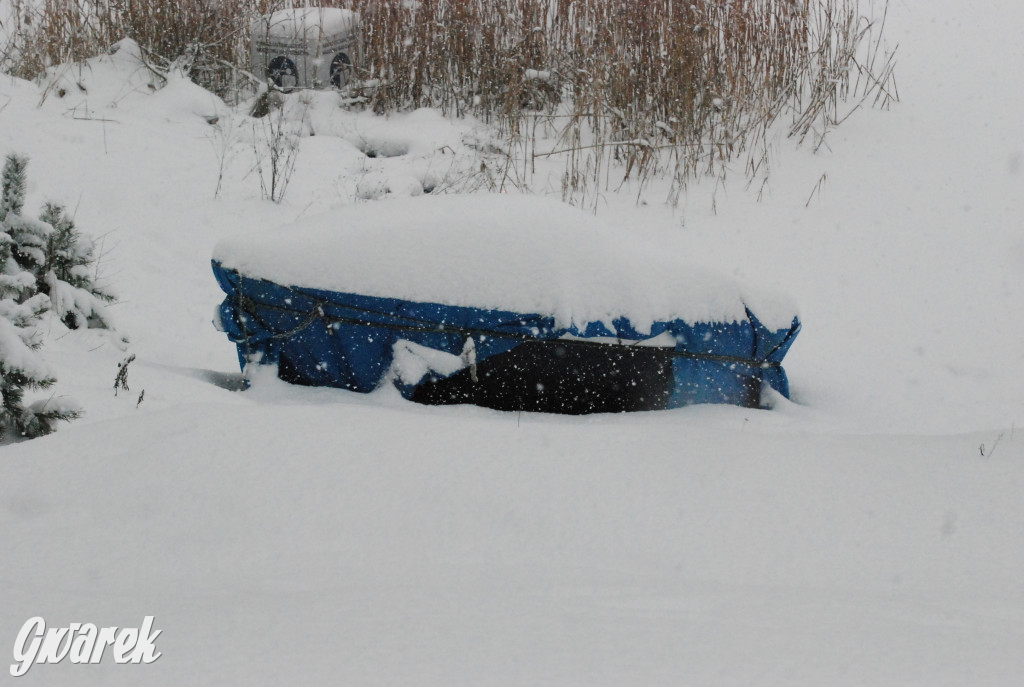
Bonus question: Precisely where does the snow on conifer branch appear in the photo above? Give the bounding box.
[0,153,117,439]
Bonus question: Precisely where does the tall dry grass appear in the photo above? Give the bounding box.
[344,0,897,204]
[1,0,281,94]
[0,0,897,204]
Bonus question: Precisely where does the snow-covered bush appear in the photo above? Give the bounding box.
[0,153,114,439]
[37,202,116,329]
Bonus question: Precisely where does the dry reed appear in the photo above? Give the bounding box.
[0,0,897,205]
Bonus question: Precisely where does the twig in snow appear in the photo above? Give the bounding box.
[114,354,135,396]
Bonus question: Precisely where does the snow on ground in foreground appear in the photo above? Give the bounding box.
[4,385,1023,686]
[1,1,1023,685]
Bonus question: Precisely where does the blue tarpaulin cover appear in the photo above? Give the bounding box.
[212,261,801,412]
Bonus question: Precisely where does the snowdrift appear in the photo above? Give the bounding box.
[212,194,800,413]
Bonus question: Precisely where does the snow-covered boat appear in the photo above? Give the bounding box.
[212,194,800,413]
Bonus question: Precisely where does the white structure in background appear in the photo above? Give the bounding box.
[250,8,362,92]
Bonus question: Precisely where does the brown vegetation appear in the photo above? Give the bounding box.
[0,0,896,204]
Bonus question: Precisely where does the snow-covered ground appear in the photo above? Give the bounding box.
[1,2,1022,685]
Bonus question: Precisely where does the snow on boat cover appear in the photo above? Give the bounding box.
[212,194,800,413]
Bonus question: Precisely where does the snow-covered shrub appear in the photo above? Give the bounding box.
[38,202,115,329]
[0,250,64,439]
[0,153,114,439]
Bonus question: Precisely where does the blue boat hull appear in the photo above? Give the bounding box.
[213,260,800,413]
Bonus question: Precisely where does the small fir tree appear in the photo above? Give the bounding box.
[1,155,50,275]
[38,202,116,329]
[0,153,27,219]
[0,218,81,438]
[0,153,101,439]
